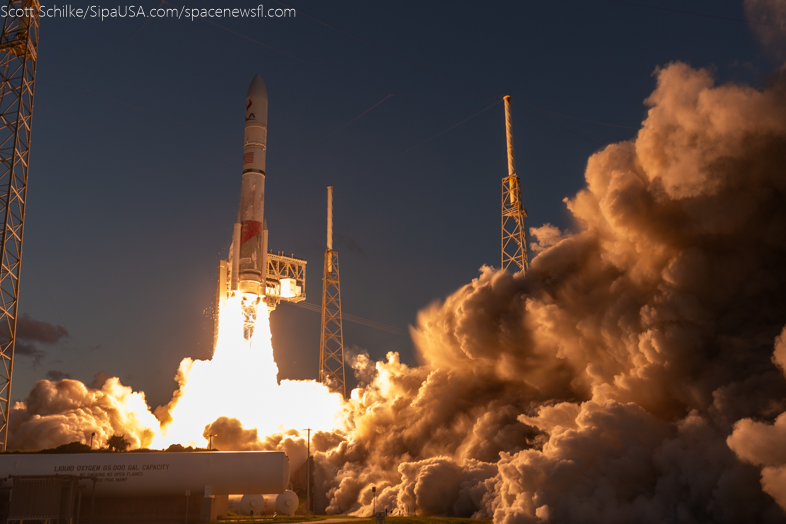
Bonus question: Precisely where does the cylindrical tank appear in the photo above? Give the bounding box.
[230,491,299,516]
[241,494,267,515]
[0,451,289,497]
[269,490,298,515]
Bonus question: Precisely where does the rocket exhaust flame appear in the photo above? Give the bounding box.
[153,293,344,449]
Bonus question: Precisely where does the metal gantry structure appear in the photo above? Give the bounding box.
[214,248,306,348]
[0,0,39,450]
[318,186,346,398]
[501,95,529,274]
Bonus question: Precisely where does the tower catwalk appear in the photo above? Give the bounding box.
[501,95,529,273]
[319,186,346,398]
[0,0,39,450]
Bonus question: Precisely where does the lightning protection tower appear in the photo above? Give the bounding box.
[501,95,529,273]
[319,186,346,398]
[0,0,39,450]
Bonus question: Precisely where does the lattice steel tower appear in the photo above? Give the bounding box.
[0,0,38,450]
[501,95,529,273]
[319,186,346,398]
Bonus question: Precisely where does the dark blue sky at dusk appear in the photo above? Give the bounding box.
[12,0,777,407]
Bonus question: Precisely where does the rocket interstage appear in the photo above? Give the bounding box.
[214,74,307,342]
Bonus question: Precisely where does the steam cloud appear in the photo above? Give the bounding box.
[9,374,158,451]
[305,61,786,522]
[7,62,786,523]
[728,327,786,514]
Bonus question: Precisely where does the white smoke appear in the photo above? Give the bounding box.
[9,375,158,450]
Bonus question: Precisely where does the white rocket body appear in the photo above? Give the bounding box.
[233,74,269,297]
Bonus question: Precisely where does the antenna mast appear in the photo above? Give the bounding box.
[319,186,346,398]
[501,95,529,273]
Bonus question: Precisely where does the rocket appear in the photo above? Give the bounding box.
[214,73,307,343]
[232,73,269,298]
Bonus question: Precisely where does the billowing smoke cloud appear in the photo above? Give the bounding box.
[528,223,567,254]
[729,327,786,512]
[8,377,158,451]
[345,347,377,387]
[6,61,786,523]
[307,61,786,521]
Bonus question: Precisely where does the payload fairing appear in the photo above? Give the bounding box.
[215,74,307,336]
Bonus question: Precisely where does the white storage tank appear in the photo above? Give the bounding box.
[272,490,299,515]
[241,494,267,515]
[0,451,289,497]
[229,490,299,516]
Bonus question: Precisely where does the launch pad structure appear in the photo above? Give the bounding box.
[0,0,39,451]
[214,252,307,346]
[319,186,346,399]
[501,95,529,274]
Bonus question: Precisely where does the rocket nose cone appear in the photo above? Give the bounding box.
[246,73,268,124]
[248,73,268,101]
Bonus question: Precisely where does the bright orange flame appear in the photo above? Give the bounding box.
[153,293,345,448]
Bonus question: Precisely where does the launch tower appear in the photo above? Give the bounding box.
[501,95,529,273]
[318,186,346,398]
[0,0,39,450]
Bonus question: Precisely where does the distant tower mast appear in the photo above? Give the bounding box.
[319,186,346,398]
[0,0,39,450]
[501,95,529,273]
